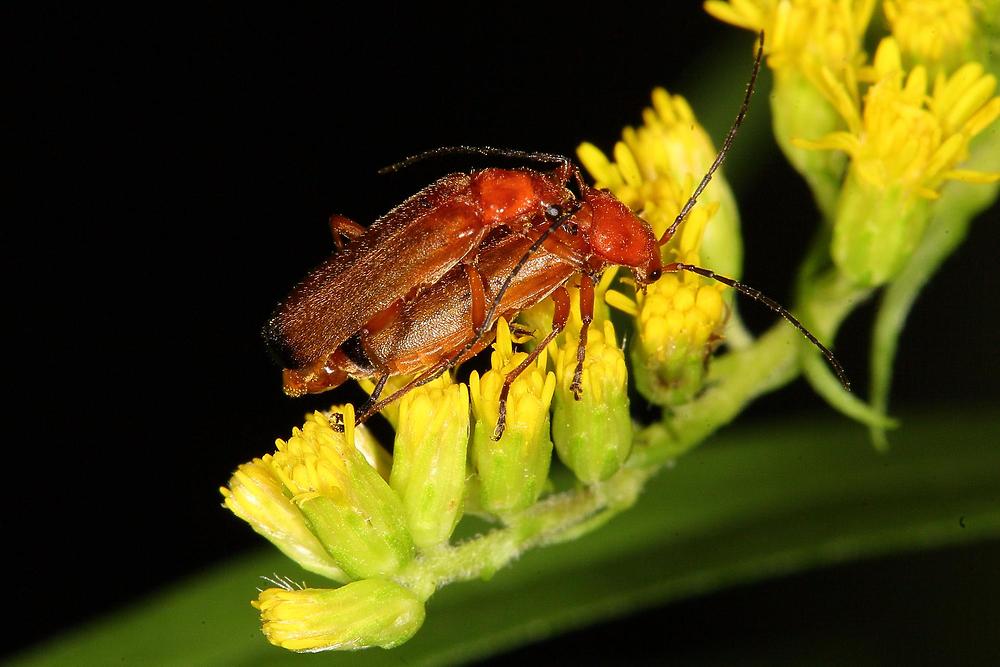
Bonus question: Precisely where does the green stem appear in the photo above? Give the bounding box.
[392,270,870,600]
[393,467,651,600]
[633,269,868,467]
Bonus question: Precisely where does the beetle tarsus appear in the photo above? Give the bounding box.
[492,393,509,441]
[358,373,390,416]
[571,274,595,401]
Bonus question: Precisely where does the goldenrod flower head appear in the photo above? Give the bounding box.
[470,318,556,437]
[255,578,425,652]
[551,320,632,483]
[798,37,1000,284]
[627,267,728,405]
[707,1,878,213]
[705,0,876,80]
[884,0,975,68]
[803,37,1000,197]
[578,88,738,251]
[580,90,718,205]
[469,318,556,514]
[391,374,470,548]
[221,460,348,582]
[601,189,729,406]
[269,407,359,502]
[579,89,735,405]
[264,405,414,579]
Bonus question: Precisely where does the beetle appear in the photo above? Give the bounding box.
[353,166,849,440]
[266,148,658,402]
[265,153,578,385]
[266,31,848,437]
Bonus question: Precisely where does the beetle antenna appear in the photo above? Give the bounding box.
[378,146,571,175]
[659,31,764,247]
[665,261,850,390]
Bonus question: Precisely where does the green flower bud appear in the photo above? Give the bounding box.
[255,579,425,652]
[771,71,848,216]
[469,319,556,515]
[832,171,933,286]
[267,406,414,580]
[390,375,470,548]
[697,177,743,283]
[552,320,632,483]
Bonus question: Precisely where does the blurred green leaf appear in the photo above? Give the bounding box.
[14,408,1000,666]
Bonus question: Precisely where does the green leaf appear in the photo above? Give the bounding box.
[13,408,1000,666]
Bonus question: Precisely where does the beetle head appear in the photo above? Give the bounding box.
[582,187,662,286]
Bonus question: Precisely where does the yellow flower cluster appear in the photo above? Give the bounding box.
[470,318,556,513]
[578,88,735,404]
[884,0,975,68]
[469,318,556,437]
[704,0,876,82]
[801,37,1000,198]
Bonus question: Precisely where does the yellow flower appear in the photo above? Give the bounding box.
[610,259,727,405]
[579,89,734,405]
[469,318,556,514]
[884,0,976,68]
[800,37,1000,198]
[255,578,425,652]
[798,37,1000,284]
[264,405,414,579]
[551,320,632,482]
[705,0,875,80]
[706,0,878,213]
[391,374,470,548]
[221,460,347,582]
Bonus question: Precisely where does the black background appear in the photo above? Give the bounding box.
[5,4,999,660]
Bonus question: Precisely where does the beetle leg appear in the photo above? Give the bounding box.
[357,372,390,416]
[464,264,488,335]
[492,285,570,441]
[355,361,450,425]
[570,273,595,400]
[328,214,366,253]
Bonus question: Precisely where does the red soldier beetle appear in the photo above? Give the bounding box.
[265,152,581,382]
[268,31,849,439]
[266,143,668,403]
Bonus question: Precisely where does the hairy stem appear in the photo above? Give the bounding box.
[393,467,651,599]
[392,268,869,598]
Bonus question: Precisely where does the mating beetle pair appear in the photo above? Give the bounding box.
[264,35,846,438]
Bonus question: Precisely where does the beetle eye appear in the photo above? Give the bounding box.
[545,204,563,219]
[648,268,662,281]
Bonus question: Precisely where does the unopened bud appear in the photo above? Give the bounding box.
[551,320,632,483]
[469,319,556,515]
[391,375,470,548]
[255,578,425,652]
